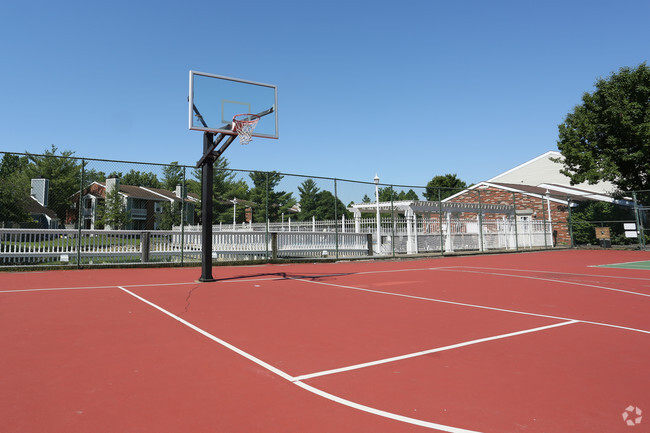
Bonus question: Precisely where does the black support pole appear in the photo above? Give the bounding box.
[200,132,215,282]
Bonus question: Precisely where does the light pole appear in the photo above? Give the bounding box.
[374,174,381,254]
[545,190,553,247]
[231,198,238,229]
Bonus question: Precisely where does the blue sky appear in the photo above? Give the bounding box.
[1,0,648,192]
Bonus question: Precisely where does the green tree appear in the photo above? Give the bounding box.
[0,153,30,224]
[121,169,161,188]
[157,201,181,230]
[557,63,650,192]
[400,189,419,200]
[25,145,83,221]
[97,185,131,230]
[212,159,250,223]
[248,171,295,223]
[84,167,106,186]
[161,162,183,191]
[297,179,320,221]
[312,190,351,220]
[378,186,398,202]
[189,158,252,224]
[424,174,468,200]
[376,187,419,202]
[570,201,635,245]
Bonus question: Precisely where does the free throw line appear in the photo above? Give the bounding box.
[293,320,578,381]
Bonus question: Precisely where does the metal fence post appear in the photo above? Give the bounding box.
[265,171,269,260]
[541,194,548,249]
[567,196,574,248]
[390,185,395,257]
[181,167,186,266]
[632,191,645,249]
[477,189,484,252]
[77,159,84,268]
[334,178,339,260]
[512,192,519,251]
[438,188,444,255]
[141,232,150,262]
[271,232,278,260]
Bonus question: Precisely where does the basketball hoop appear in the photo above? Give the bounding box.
[232,113,260,145]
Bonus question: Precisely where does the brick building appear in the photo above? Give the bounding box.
[444,151,634,246]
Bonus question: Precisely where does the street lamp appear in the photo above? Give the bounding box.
[374,174,381,254]
[545,190,553,247]
[231,198,238,229]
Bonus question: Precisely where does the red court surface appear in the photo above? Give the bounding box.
[1,249,649,432]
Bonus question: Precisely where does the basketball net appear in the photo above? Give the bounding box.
[232,114,260,145]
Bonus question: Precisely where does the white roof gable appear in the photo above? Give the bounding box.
[487,151,616,194]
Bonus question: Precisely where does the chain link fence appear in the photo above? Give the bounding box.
[0,151,647,268]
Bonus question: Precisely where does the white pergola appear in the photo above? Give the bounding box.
[349,200,516,254]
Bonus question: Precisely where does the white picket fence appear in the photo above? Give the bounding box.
[178,216,554,254]
[1,217,553,265]
[0,228,371,265]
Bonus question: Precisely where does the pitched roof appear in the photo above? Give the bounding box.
[143,187,199,203]
[95,182,196,202]
[25,197,59,220]
[486,150,616,194]
[452,182,634,207]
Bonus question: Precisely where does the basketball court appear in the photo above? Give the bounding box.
[2,72,648,432]
[2,249,649,432]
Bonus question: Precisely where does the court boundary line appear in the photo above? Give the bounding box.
[5,260,647,295]
[0,276,291,294]
[590,259,650,266]
[293,381,482,433]
[293,278,650,335]
[451,265,650,281]
[293,320,578,381]
[437,267,650,298]
[117,286,294,381]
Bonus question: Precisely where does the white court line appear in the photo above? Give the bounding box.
[0,277,288,294]
[292,278,650,335]
[116,285,484,432]
[0,281,198,294]
[590,259,650,267]
[117,286,294,381]
[452,265,650,281]
[0,265,455,295]
[294,320,578,381]
[294,381,482,433]
[436,267,650,298]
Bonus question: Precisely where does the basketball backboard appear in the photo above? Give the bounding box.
[188,71,278,139]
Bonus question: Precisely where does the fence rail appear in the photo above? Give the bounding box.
[1,216,555,266]
[0,228,373,266]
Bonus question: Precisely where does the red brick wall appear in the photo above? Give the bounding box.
[448,187,571,246]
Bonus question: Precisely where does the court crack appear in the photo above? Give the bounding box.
[181,284,201,315]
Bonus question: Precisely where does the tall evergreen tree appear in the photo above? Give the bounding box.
[0,153,30,224]
[248,171,294,223]
[297,179,320,221]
